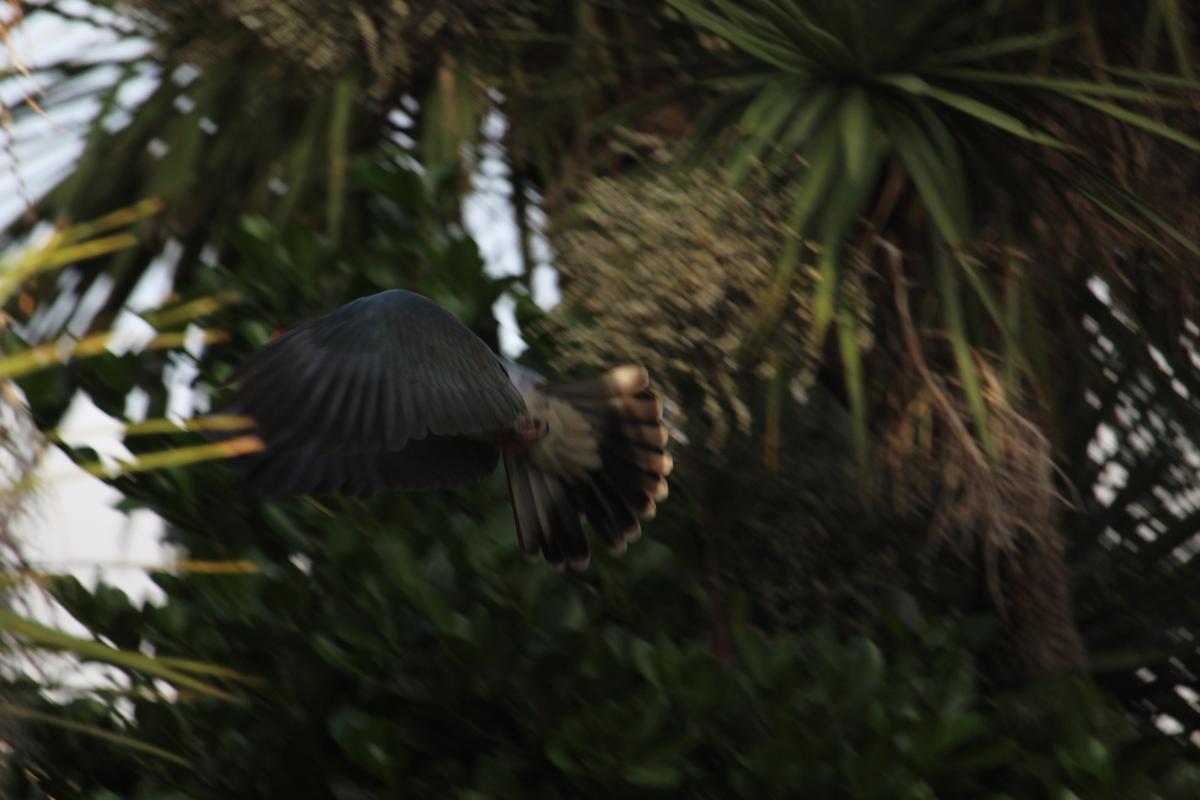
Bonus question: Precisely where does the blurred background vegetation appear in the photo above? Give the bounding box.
[2,0,1200,796]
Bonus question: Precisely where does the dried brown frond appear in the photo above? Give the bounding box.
[1024,67,1200,326]
[879,236,1085,674]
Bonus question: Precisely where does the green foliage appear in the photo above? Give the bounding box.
[671,0,1200,446]
[7,161,1199,798]
[0,204,267,770]
[10,492,1199,798]
[5,2,1200,797]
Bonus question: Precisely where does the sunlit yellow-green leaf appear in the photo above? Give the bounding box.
[0,704,190,766]
[0,329,228,379]
[0,610,232,700]
[118,414,256,437]
[140,291,241,328]
[76,436,264,480]
[7,436,261,496]
[57,198,163,245]
[0,213,152,302]
[172,559,260,574]
[3,559,260,588]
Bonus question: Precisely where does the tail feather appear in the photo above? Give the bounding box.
[606,465,668,505]
[529,471,565,569]
[505,454,590,570]
[614,420,670,449]
[503,365,671,570]
[600,443,674,477]
[598,469,658,519]
[571,481,640,554]
[505,455,545,559]
[540,472,590,569]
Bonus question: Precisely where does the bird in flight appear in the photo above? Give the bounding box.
[223,289,672,570]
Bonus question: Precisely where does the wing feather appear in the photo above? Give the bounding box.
[225,290,525,457]
[504,455,543,557]
[240,435,501,497]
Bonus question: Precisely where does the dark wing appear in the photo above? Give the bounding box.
[238,435,500,497]
[226,290,526,455]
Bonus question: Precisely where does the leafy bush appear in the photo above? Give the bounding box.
[13,511,1200,798]
[8,162,1200,798]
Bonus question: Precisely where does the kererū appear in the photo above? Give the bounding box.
[223,289,672,570]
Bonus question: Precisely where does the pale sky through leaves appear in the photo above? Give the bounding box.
[2,11,555,628]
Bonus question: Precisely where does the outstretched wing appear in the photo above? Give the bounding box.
[237,435,501,497]
[226,290,526,455]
